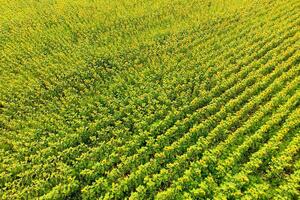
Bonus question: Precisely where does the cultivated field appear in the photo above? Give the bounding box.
[0,0,299,199]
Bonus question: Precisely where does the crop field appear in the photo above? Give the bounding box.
[0,0,299,199]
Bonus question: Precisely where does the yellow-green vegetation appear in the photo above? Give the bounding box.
[1,0,299,199]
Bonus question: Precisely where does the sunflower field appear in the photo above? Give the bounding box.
[0,0,299,199]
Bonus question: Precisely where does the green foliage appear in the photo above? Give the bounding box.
[0,0,299,199]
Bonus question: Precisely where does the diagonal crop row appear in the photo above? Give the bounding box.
[128,46,299,200]
[153,68,300,199]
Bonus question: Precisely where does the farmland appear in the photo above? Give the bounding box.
[0,0,299,199]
